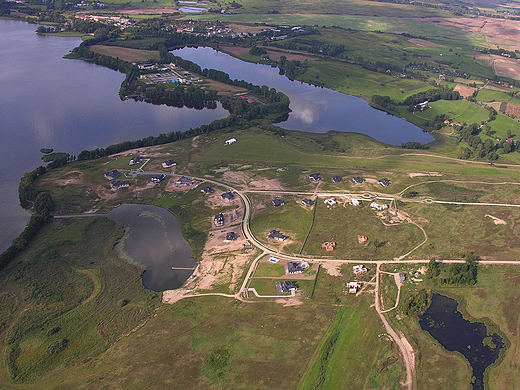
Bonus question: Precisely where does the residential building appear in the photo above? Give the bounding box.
[351,198,360,206]
[352,177,365,184]
[162,160,176,168]
[309,173,321,181]
[276,281,298,294]
[201,186,214,194]
[221,191,235,201]
[378,178,390,186]
[332,175,341,183]
[268,230,287,241]
[324,197,337,207]
[110,180,130,190]
[214,212,224,226]
[302,198,314,206]
[225,232,237,241]
[272,198,285,207]
[286,261,309,274]
[353,265,367,274]
[370,202,388,211]
[176,176,194,186]
[151,174,166,183]
[104,169,118,180]
[129,156,143,165]
[225,138,237,145]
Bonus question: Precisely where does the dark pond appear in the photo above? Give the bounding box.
[0,20,227,252]
[419,294,504,390]
[172,46,434,145]
[107,204,197,291]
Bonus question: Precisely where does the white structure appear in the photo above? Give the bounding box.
[225,138,237,145]
[347,282,359,293]
[353,265,367,275]
[351,198,360,206]
[324,197,337,207]
[370,202,388,211]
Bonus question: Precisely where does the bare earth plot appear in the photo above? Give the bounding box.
[408,38,445,48]
[90,45,160,62]
[454,84,478,98]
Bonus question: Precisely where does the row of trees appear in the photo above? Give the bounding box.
[404,87,461,107]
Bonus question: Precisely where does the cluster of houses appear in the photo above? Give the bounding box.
[444,119,463,127]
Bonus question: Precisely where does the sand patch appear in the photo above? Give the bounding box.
[486,214,507,225]
[500,102,520,119]
[246,178,286,191]
[408,172,443,178]
[490,55,520,79]
[320,261,343,277]
[55,170,84,186]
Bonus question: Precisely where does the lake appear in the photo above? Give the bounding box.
[172,46,434,145]
[419,294,504,390]
[107,204,197,291]
[0,20,227,252]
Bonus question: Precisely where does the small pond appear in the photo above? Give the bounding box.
[419,294,504,390]
[107,204,197,292]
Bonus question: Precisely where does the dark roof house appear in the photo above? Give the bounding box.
[104,170,118,180]
[378,178,390,187]
[286,261,309,274]
[221,191,235,201]
[201,186,214,194]
[268,230,287,241]
[309,173,321,181]
[162,160,177,168]
[225,232,237,241]
[352,177,365,184]
[276,281,298,294]
[272,198,285,207]
[176,176,194,186]
[129,156,143,165]
[302,198,314,206]
[332,175,341,183]
[151,174,166,183]
[110,180,130,190]
[214,212,224,226]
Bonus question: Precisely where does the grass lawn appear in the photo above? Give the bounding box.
[420,100,490,124]
[254,262,286,277]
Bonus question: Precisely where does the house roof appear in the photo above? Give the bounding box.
[352,177,365,184]
[309,173,321,181]
[215,212,224,225]
[332,175,341,183]
[221,191,235,200]
[129,156,143,165]
[104,169,118,179]
[378,178,390,186]
[163,159,176,167]
[226,232,237,241]
[272,198,285,207]
[151,174,166,182]
[302,198,314,206]
[268,230,287,240]
[201,186,213,193]
[177,176,194,184]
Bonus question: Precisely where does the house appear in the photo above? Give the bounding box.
[353,265,367,275]
[225,232,237,241]
[378,178,390,187]
[268,230,287,241]
[162,160,176,168]
[272,198,285,207]
[221,191,235,201]
[176,176,194,186]
[201,186,214,194]
[286,261,309,274]
[324,197,337,207]
[110,180,130,190]
[151,174,166,183]
[370,202,388,211]
[332,175,341,183]
[225,138,237,145]
[276,280,298,294]
[104,169,118,180]
[352,177,365,184]
[347,281,359,294]
[243,241,252,249]
[322,242,335,251]
[357,235,368,244]
[302,198,314,206]
[400,273,406,283]
[214,212,224,226]
[309,173,321,181]
[351,198,360,206]
[129,156,143,165]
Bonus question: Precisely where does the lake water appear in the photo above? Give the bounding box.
[172,46,434,145]
[107,204,197,291]
[419,294,504,390]
[0,20,227,252]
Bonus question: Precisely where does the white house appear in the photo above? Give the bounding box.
[225,138,237,145]
[324,197,337,207]
[351,199,360,206]
[370,202,388,211]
